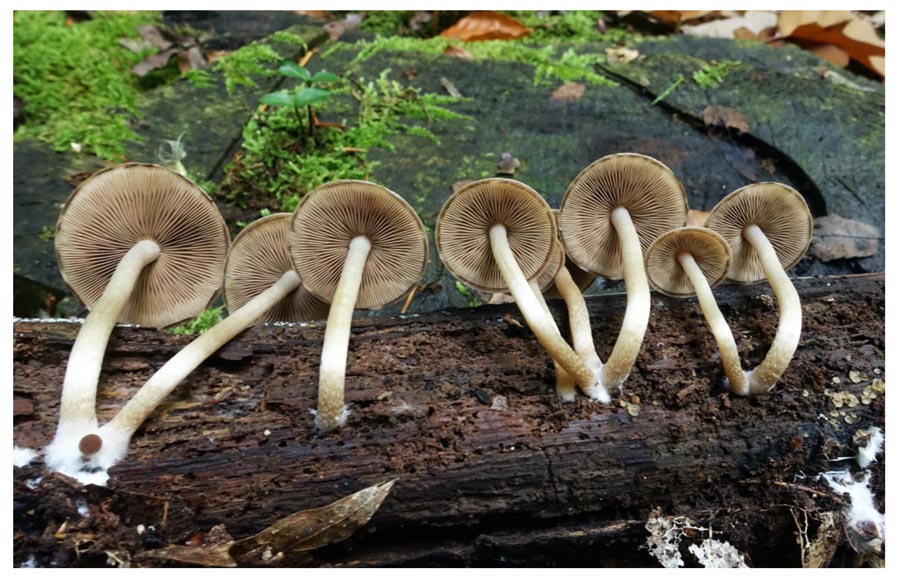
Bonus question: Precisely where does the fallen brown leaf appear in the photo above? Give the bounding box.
[681,11,777,39]
[702,105,750,134]
[648,11,715,26]
[810,214,880,261]
[806,43,850,68]
[295,10,333,21]
[137,480,396,567]
[441,11,532,41]
[444,45,474,60]
[604,46,641,64]
[451,179,474,193]
[131,48,179,77]
[323,13,363,41]
[177,46,207,74]
[777,11,885,77]
[550,81,586,103]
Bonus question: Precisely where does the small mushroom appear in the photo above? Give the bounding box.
[436,178,605,400]
[530,246,577,401]
[98,213,331,462]
[704,182,813,394]
[645,226,743,390]
[558,153,688,391]
[46,163,230,482]
[290,181,428,434]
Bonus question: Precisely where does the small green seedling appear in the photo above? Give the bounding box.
[260,62,340,143]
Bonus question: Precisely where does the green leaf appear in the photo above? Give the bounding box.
[292,87,332,107]
[259,91,295,107]
[278,61,311,81]
[310,70,340,84]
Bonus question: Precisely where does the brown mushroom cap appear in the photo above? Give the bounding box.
[224,213,330,324]
[436,178,556,293]
[55,163,230,328]
[645,227,732,297]
[289,180,428,310]
[704,182,813,283]
[558,153,688,280]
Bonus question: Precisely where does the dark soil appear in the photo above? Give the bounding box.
[13,274,885,567]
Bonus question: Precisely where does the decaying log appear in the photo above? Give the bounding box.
[13,274,885,567]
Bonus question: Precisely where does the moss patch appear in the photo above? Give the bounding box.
[13,10,162,160]
[222,69,469,213]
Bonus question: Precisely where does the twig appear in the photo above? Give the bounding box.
[401,286,418,314]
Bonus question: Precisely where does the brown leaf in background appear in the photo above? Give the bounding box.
[702,105,750,134]
[551,82,586,103]
[177,46,207,73]
[444,45,474,60]
[810,214,880,262]
[806,43,850,68]
[451,179,474,193]
[441,11,532,41]
[295,11,334,21]
[648,11,715,26]
[605,46,640,64]
[324,13,363,41]
[682,11,777,39]
[777,11,885,76]
[131,48,179,77]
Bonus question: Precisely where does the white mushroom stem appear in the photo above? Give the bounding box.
[100,270,302,456]
[490,224,605,400]
[677,251,747,395]
[55,239,161,439]
[602,207,650,391]
[315,235,372,434]
[743,224,803,394]
[530,280,576,402]
[553,264,604,374]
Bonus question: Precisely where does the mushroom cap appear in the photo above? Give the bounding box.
[544,209,596,297]
[55,163,230,328]
[704,182,813,283]
[436,178,556,293]
[645,226,732,297]
[558,153,688,280]
[224,213,330,324]
[289,180,428,310]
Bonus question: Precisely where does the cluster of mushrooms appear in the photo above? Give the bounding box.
[45,153,812,484]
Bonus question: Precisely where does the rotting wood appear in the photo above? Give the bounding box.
[13,274,885,567]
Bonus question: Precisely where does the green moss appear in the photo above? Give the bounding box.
[13,10,162,160]
[455,281,482,308]
[182,68,216,89]
[167,305,225,335]
[692,59,742,89]
[214,41,285,94]
[511,10,633,44]
[345,36,617,87]
[223,69,469,212]
[358,11,413,35]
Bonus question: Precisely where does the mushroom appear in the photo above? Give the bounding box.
[290,181,428,434]
[645,226,743,390]
[436,178,606,400]
[558,153,688,391]
[46,163,230,482]
[95,212,331,466]
[530,246,577,401]
[704,182,813,394]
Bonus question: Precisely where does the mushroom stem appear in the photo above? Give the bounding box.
[315,235,372,433]
[677,251,747,394]
[743,224,803,394]
[490,224,604,400]
[102,270,302,449]
[602,207,650,390]
[57,239,161,433]
[529,280,577,402]
[554,264,604,373]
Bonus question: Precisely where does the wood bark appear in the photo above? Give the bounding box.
[13,274,885,567]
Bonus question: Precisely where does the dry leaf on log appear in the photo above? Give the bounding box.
[687,209,710,227]
[550,82,586,102]
[137,480,396,567]
[440,77,463,98]
[441,11,532,41]
[777,11,885,76]
[810,214,880,261]
[682,11,777,39]
[605,46,641,64]
[497,152,521,175]
[702,105,750,134]
[444,45,474,60]
[323,13,363,41]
